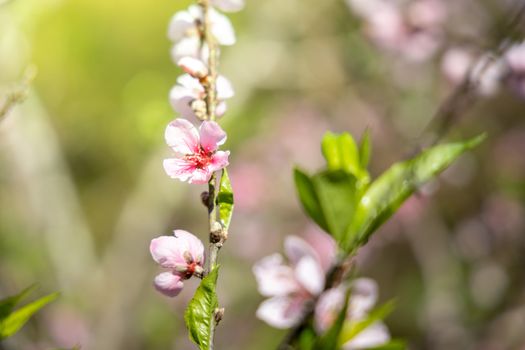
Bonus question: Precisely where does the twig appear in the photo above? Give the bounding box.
[0,66,37,123]
[199,1,224,349]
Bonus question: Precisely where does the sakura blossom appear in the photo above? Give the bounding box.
[168,5,236,62]
[253,232,336,329]
[163,118,230,184]
[169,71,234,120]
[150,230,205,297]
[441,48,507,96]
[346,0,447,62]
[314,279,391,350]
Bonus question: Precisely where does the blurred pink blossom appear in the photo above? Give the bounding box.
[253,232,336,329]
[314,279,390,349]
[347,0,446,62]
[169,74,233,120]
[441,48,507,96]
[168,5,236,62]
[163,119,230,184]
[150,230,205,297]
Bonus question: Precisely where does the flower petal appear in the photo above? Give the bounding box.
[284,235,319,266]
[199,121,227,152]
[349,278,378,319]
[173,229,205,265]
[167,11,195,42]
[188,168,213,184]
[294,255,325,296]
[150,236,187,269]
[253,253,299,297]
[177,57,209,78]
[154,272,184,297]
[343,322,390,350]
[169,85,197,119]
[216,75,235,100]
[165,119,200,154]
[314,286,346,333]
[171,37,202,62]
[209,150,230,172]
[209,8,236,45]
[212,0,244,12]
[256,296,305,329]
[163,158,195,182]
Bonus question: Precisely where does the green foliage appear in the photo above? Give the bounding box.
[0,286,59,340]
[294,168,330,233]
[294,131,485,252]
[184,266,220,350]
[345,134,486,249]
[217,169,234,231]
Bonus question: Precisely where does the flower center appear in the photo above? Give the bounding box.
[185,147,213,169]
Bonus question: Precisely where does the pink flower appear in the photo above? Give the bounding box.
[163,119,230,184]
[150,230,205,297]
[314,279,391,349]
[346,0,446,62]
[253,232,337,329]
[169,73,234,120]
[168,5,236,62]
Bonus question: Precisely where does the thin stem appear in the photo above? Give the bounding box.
[199,1,223,349]
[200,0,218,121]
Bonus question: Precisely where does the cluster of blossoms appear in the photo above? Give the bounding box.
[253,230,391,349]
[346,0,447,62]
[442,41,525,97]
[346,0,525,99]
[150,0,243,297]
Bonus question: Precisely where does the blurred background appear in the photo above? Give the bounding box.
[0,0,524,349]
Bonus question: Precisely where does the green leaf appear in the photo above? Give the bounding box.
[298,327,316,350]
[0,292,59,340]
[217,169,234,230]
[185,266,219,350]
[359,129,372,170]
[294,168,330,233]
[312,170,358,241]
[321,132,360,176]
[314,289,352,350]
[339,301,396,346]
[0,285,37,320]
[346,134,485,250]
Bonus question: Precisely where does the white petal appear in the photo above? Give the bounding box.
[167,10,195,42]
[343,322,390,349]
[212,0,245,12]
[350,278,378,319]
[216,75,235,100]
[314,286,346,333]
[171,37,202,63]
[256,296,305,329]
[209,8,236,45]
[178,57,209,78]
[253,254,299,297]
[169,85,197,119]
[294,255,325,296]
[284,235,319,266]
